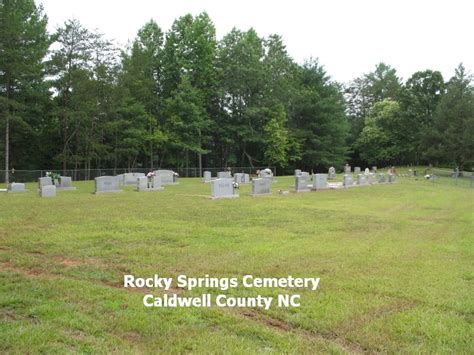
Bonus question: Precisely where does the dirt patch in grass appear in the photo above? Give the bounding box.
[237,308,367,354]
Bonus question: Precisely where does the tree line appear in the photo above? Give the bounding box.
[1,0,473,183]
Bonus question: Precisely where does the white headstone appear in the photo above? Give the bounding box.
[367,173,376,184]
[57,176,76,190]
[123,172,145,185]
[137,176,148,192]
[38,177,52,190]
[203,171,212,183]
[312,174,328,190]
[343,174,353,187]
[211,178,238,199]
[40,185,56,197]
[357,174,367,185]
[233,173,250,184]
[295,175,310,192]
[154,170,178,185]
[252,178,271,196]
[95,176,122,194]
[8,183,26,193]
[217,171,231,179]
[328,167,336,179]
[354,167,361,174]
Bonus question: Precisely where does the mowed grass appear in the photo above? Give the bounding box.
[0,174,473,353]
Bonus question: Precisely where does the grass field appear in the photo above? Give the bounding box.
[1,174,473,353]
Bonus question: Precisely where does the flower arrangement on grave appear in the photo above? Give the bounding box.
[146,171,155,188]
[233,182,239,189]
[46,171,61,184]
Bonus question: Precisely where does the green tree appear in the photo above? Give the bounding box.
[264,104,290,167]
[355,99,402,164]
[120,20,165,169]
[401,70,444,163]
[0,0,49,182]
[290,60,349,170]
[428,64,474,168]
[162,13,216,174]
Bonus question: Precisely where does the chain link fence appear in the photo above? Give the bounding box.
[0,166,276,183]
[414,167,474,188]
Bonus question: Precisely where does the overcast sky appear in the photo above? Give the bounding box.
[39,0,473,83]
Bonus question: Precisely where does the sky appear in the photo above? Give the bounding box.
[39,0,474,83]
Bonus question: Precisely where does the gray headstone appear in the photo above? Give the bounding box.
[252,178,271,196]
[312,174,328,190]
[95,176,122,194]
[154,170,178,185]
[203,171,212,183]
[372,166,377,173]
[328,167,336,179]
[8,183,26,193]
[217,171,231,179]
[57,176,76,190]
[151,175,162,189]
[38,177,52,190]
[211,178,238,199]
[137,176,148,192]
[40,185,56,198]
[137,175,163,192]
[295,175,310,192]
[388,173,396,183]
[367,173,376,184]
[123,172,145,185]
[343,174,353,187]
[233,173,243,183]
[379,173,386,183]
[354,167,361,174]
[294,169,302,176]
[357,174,367,185]
[344,165,351,174]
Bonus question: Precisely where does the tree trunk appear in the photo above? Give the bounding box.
[4,114,9,184]
[198,130,202,178]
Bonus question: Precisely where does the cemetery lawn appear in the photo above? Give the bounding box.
[1,176,473,353]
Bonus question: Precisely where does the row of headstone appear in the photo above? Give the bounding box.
[137,175,163,192]
[234,173,250,184]
[341,173,395,187]
[118,171,179,186]
[211,177,271,199]
[38,176,76,190]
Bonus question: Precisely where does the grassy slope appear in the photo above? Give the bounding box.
[0,175,473,353]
